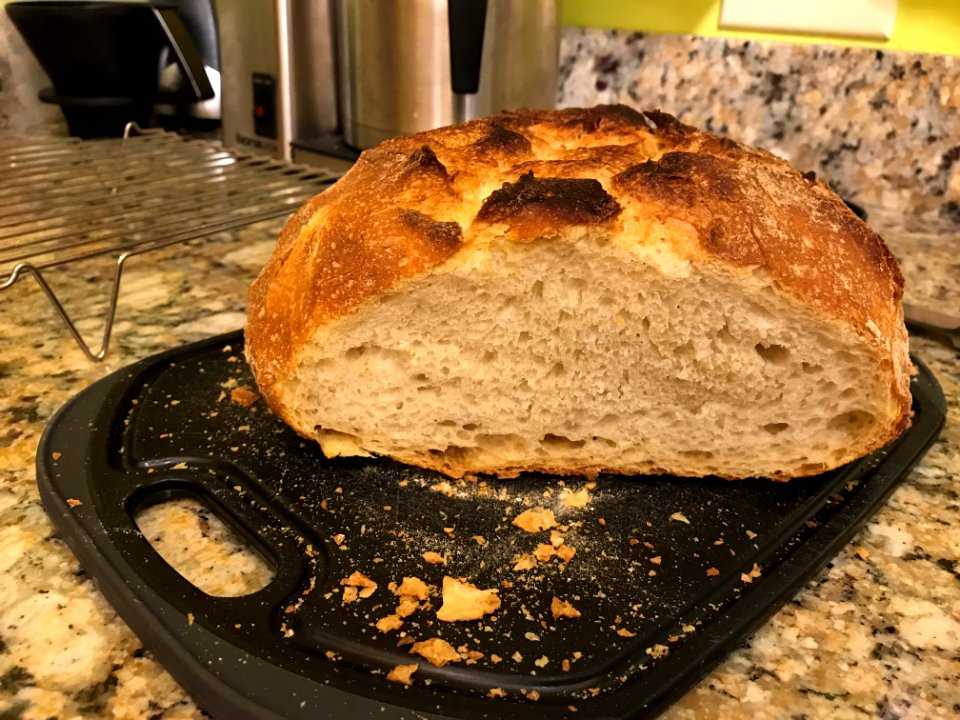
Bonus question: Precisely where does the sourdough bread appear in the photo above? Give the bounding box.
[246,105,912,480]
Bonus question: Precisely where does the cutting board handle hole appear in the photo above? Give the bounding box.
[135,496,277,597]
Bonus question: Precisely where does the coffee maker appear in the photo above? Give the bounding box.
[215,0,560,166]
[6,0,221,138]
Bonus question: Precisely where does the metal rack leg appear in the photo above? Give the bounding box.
[1,254,129,362]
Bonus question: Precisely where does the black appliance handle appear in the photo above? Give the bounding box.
[447,0,487,95]
[151,5,215,100]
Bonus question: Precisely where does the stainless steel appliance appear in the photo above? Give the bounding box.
[215,0,559,164]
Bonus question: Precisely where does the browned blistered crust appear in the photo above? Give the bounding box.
[246,105,911,474]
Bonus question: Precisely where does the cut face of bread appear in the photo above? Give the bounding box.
[275,229,904,480]
[246,106,911,480]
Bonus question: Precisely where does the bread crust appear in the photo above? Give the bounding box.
[246,106,911,477]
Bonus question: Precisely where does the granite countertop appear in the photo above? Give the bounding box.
[0,199,957,719]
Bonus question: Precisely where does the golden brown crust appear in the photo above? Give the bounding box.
[246,105,911,460]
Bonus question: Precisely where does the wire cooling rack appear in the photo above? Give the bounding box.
[0,127,341,360]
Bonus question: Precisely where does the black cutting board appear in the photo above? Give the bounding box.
[36,331,946,720]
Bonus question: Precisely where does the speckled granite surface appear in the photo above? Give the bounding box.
[558,30,960,226]
[2,27,960,720]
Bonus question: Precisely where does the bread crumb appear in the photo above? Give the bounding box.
[682,624,696,633]
[394,576,431,600]
[616,628,636,637]
[341,586,359,604]
[512,651,523,662]
[706,567,720,577]
[512,507,556,533]
[396,597,420,618]
[66,498,83,508]
[562,659,571,672]
[524,632,540,642]
[186,613,195,625]
[472,535,487,545]
[436,576,500,622]
[551,597,581,619]
[490,654,502,664]
[650,555,662,565]
[432,481,456,497]
[376,614,403,633]
[854,547,870,560]
[488,688,506,698]
[386,663,418,685]
[533,544,555,562]
[411,637,461,667]
[341,571,377,598]
[670,512,691,524]
[331,533,345,546]
[560,486,592,509]
[51,452,62,460]
[230,386,260,408]
[646,644,670,659]
[512,554,537,571]
[746,529,758,539]
[423,551,446,565]
[555,543,576,562]
[741,563,763,583]
[535,655,549,668]
[523,690,540,701]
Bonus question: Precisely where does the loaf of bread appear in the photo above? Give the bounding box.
[246,105,911,480]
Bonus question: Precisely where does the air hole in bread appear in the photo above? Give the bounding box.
[755,342,791,364]
[801,361,823,374]
[477,434,524,451]
[680,450,714,459]
[548,362,566,377]
[463,423,479,431]
[482,350,498,364]
[675,340,695,358]
[593,436,618,448]
[763,422,790,435]
[541,434,587,450]
[828,410,875,431]
[745,301,777,325]
[531,279,544,297]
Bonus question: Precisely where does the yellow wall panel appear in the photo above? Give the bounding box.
[561,0,960,56]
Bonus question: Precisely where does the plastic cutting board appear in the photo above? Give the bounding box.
[36,331,946,719]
